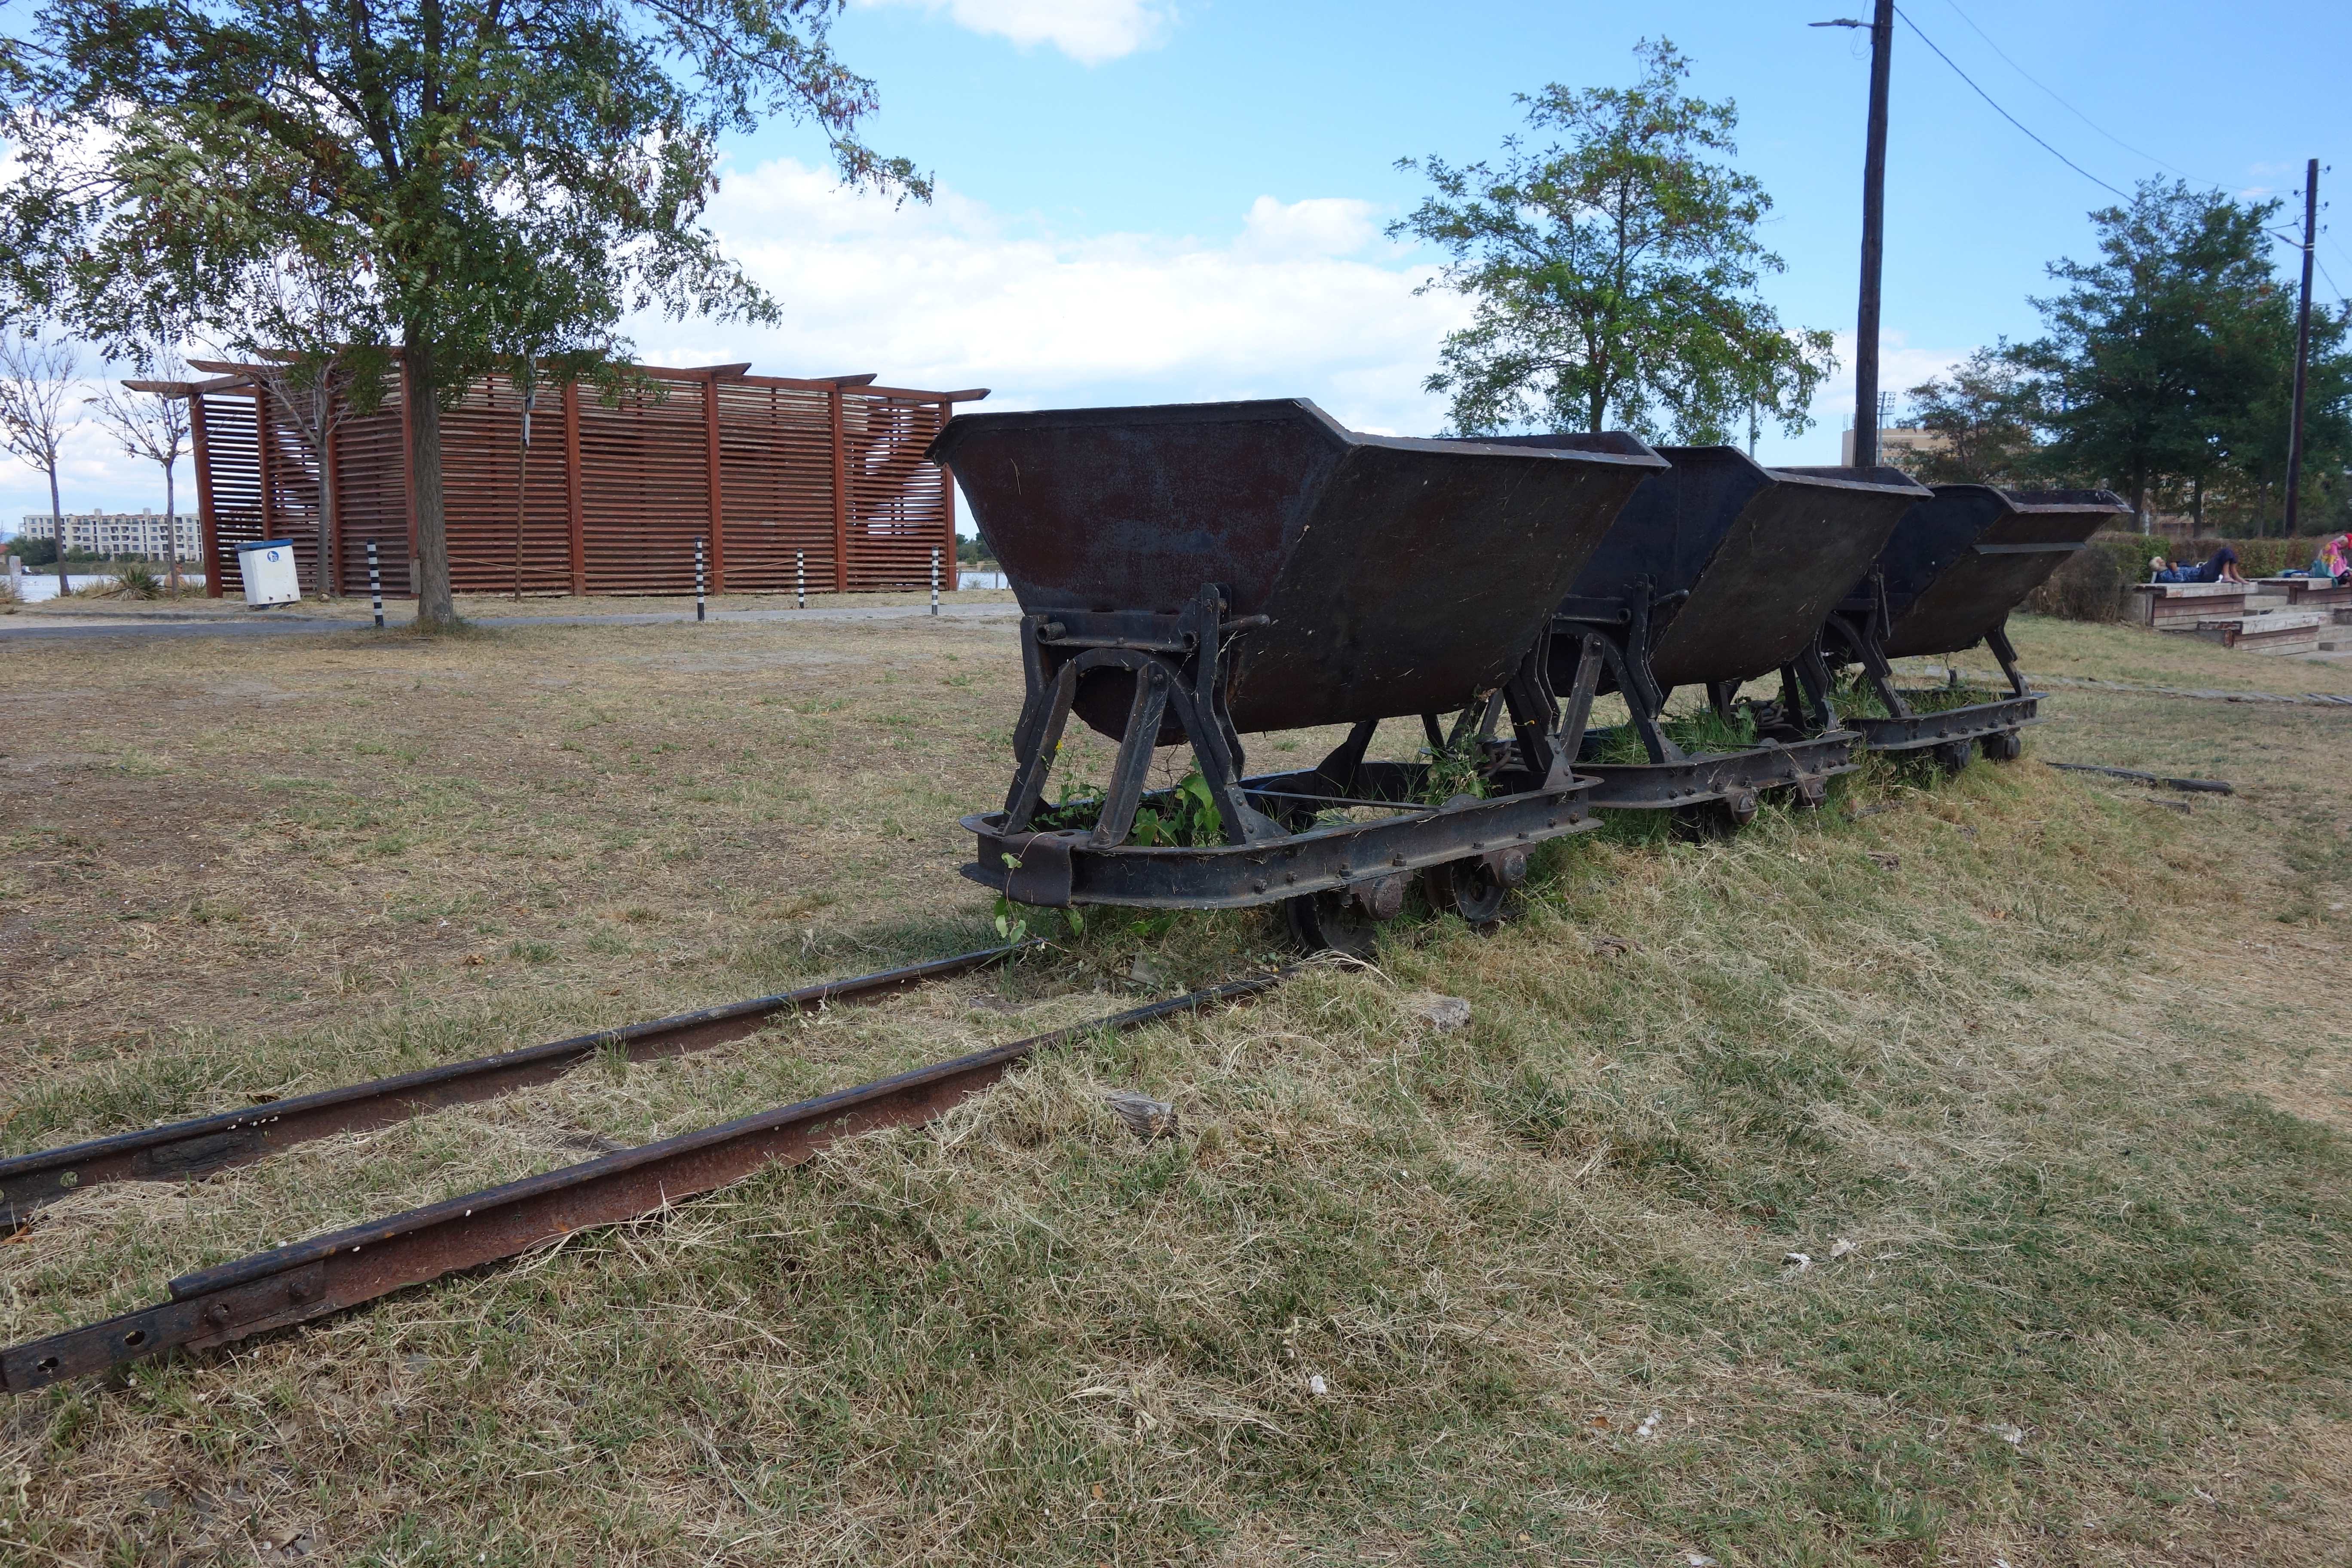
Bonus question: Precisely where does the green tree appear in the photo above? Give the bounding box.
[1,0,925,628]
[1391,39,1834,442]
[1899,345,2041,485]
[2207,300,2352,536]
[2008,180,2287,530]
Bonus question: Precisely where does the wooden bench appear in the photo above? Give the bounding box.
[2256,576,2352,609]
[2171,609,2329,655]
[2133,581,2248,628]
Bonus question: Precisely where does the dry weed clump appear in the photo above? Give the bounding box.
[2,613,2349,1563]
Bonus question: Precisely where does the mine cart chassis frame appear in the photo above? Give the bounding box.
[1537,587,1859,827]
[962,585,1602,925]
[1819,574,2042,771]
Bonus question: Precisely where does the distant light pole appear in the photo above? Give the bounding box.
[1814,1,1894,470]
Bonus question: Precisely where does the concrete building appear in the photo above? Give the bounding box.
[15,509,201,560]
[1841,425,1947,468]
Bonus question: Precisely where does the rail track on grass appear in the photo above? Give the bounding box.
[0,943,1043,1231]
[0,949,1286,1392]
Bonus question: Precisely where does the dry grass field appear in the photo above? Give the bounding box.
[1,609,2348,1565]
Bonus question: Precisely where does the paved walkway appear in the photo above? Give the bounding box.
[0,602,1023,641]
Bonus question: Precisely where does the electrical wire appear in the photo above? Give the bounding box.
[2316,257,2346,309]
[1933,0,2194,181]
[1891,6,2132,200]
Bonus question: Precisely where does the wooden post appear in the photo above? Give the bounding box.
[188,393,223,598]
[828,384,849,593]
[940,400,959,593]
[702,371,727,593]
[399,358,420,593]
[563,381,585,595]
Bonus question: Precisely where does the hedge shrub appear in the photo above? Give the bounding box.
[2024,533,2340,622]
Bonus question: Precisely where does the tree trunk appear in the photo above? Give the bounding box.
[49,464,66,594]
[164,462,180,592]
[2131,475,2149,537]
[405,340,456,628]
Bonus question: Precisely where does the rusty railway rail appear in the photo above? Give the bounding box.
[0,942,1039,1230]
[2,973,1283,1393]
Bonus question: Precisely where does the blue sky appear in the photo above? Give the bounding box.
[9,0,2350,524]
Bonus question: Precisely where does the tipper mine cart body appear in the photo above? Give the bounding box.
[1819,486,2133,771]
[933,399,1666,951]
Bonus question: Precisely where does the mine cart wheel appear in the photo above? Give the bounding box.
[1672,796,1751,841]
[1423,856,1510,925]
[1980,729,2024,763]
[1283,890,1382,959]
[1932,739,1975,776]
[1791,776,1830,812]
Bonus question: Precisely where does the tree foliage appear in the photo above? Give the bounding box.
[2006,178,2352,532]
[1898,346,2040,485]
[1,0,925,624]
[1391,40,1834,443]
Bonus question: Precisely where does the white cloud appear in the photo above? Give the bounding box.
[1234,194,1381,260]
[644,161,1462,433]
[1,168,1462,525]
[853,0,1172,64]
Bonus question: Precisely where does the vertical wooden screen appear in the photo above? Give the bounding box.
[844,395,952,590]
[186,362,963,598]
[194,389,264,598]
[332,394,409,598]
[718,377,841,591]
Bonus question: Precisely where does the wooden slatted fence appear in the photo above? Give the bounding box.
[189,362,974,600]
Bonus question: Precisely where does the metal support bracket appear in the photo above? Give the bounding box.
[998,585,1281,852]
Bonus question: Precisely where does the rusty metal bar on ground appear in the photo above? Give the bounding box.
[0,972,1284,1393]
[0,944,1040,1230]
[2045,763,2235,795]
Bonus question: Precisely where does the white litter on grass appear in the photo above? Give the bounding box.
[1687,1555,1718,1567]
[1307,1374,1328,1396]
[1405,992,1472,1031]
[1783,1252,1813,1271]
[1982,1421,2024,1446]
[1635,1410,1663,1440]
[1829,1237,1857,1259]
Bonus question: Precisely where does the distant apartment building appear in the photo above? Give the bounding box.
[15,509,201,560]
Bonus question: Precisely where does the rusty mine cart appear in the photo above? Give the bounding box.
[1818,486,2133,772]
[931,398,1666,953]
[1473,441,1927,833]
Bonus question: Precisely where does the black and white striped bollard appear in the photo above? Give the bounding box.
[930,548,940,617]
[695,536,707,623]
[368,540,383,630]
[796,549,806,610]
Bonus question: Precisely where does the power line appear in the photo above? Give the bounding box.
[1892,7,2132,201]
[1933,0,2193,182]
[2317,257,2347,308]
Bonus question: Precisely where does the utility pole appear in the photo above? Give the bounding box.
[2284,158,2318,535]
[1816,1,1895,469]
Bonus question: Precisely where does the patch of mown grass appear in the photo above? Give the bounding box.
[9,618,2352,1563]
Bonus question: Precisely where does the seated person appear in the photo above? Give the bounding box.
[2319,532,2352,585]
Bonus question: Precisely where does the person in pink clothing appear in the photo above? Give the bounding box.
[2319,532,2352,583]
